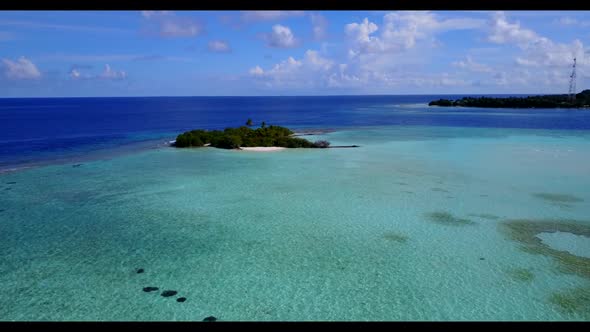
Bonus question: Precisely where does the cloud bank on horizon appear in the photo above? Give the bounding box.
[0,10,588,97]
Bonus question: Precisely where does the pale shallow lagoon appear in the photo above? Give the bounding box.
[1,125,590,321]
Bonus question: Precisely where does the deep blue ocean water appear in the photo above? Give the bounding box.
[2,95,590,168]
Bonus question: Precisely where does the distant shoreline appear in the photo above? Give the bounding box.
[429,90,590,109]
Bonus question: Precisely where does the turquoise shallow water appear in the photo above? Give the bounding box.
[1,125,590,321]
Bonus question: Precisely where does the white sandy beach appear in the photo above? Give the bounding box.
[239,147,286,152]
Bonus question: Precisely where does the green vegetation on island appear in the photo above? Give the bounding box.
[173,122,333,149]
[429,89,590,108]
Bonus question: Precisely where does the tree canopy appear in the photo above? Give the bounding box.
[174,123,331,149]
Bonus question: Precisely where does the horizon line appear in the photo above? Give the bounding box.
[0,92,568,99]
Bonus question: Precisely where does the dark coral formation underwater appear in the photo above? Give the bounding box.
[499,219,590,317]
[424,211,475,226]
[382,232,409,243]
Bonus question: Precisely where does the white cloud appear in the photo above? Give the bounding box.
[71,64,127,80]
[1,56,41,80]
[245,11,587,93]
[141,11,203,38]
[326,64,364,88]
[241,11,305,22]
[0,19,130,34]
[159,20,201,38]
[99,64,127,80]
[488,11,543,47]
[43,54,138,62]
[491,69,531,87]
[249,50,336,88]
[249,66,264,76]
[381,11,483,49]
[345,18,381,55]
[310,13,328,40]
[265,24,298,48]
[345,12,485,58]
[263,56,302,77]
[439,77,469,87]
[515,39,585,67]
[558,17,578,25]
[131,55,193,62]
[141,11,172,19]
[488,12,586,68]
[337,12,488,92]
[452,56,492,73]
[69,68,81,79]
[68,65,94,80]
[304,50,334,71]
[40,53,192,63]
[208,40,231,53]
[555,17,590,27]
[247,47,484,92]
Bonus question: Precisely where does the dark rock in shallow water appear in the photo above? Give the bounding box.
[176,297,187,303]
[480,257,485,260]
[72,164,83,168]
[161,290,178,297]
[143,287,159,292]
[6,182,16,185]
[203,316,217,322]
[4,187,12,191]
[136,268,144,274]
[0,209,4,213]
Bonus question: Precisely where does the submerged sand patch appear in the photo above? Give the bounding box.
[536,231,590,259]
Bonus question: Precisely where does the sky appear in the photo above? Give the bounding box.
[0,10,589,97]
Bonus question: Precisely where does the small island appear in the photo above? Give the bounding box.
[429,89,590,109]
[173,121,358,150]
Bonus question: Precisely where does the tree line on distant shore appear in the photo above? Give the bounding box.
[429,89,590,108]
[174,119,331,149]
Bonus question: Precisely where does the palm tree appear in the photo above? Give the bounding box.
[246,118,253,126]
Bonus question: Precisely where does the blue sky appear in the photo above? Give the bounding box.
[0,10,589,97]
